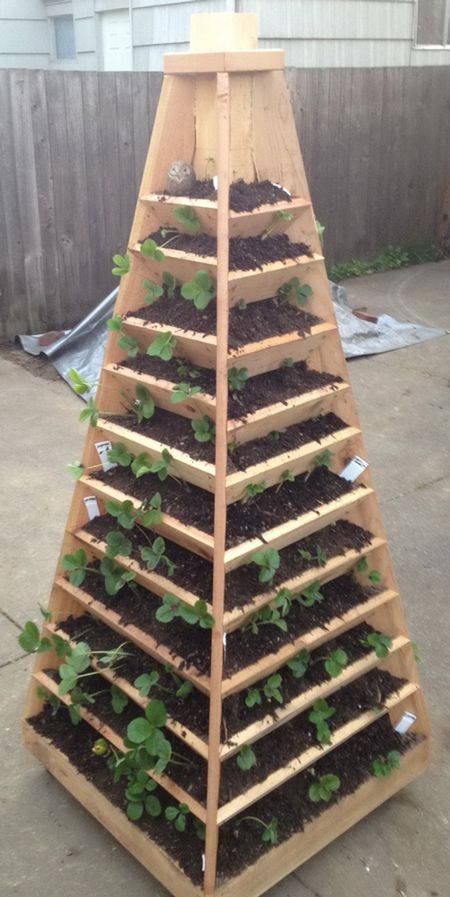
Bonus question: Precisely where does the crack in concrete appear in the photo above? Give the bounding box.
[0,607,22,631]
[0,652,28,671]
[293,872,324,897]
[383,470,450,504]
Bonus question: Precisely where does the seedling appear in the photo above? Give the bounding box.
[246,604,288,635]
[261,209,294,240]
[298,580,324,607]
[124,699,171,776]
[267,430,280,442]
[106,494,162,529]
[68,368,91,396]
[176,361,201,380]
[322,648,348,679]
[273,587,293,618]
[111,253,130,276]
[241,481,267,503]
[118,333,141,359]
[277,276,313,307]
[236,745,257,771]
[131,448,172,482]
[228,367,249,392]
[251,548,280,585]
[156,594,214,629]
[140,536,175,577]
[305,449,333,480]
[163,271,177,297]
[372,750,401,778]
[174,205,202,234]
[316,219,325,248]
[79,397,100,427]
[141,238,165,262]
[191,416,215,443]
[143,279,164,305]
[111,684,129,714]
[134,670,160,698]
[36,686,61,717]
[19,622,53,655]
[246,674,283,708]
[276,469,295,492]
[171,382,202,404]
[287,649,311,679]
[104,530,132,559]
[360,631,393,660]
[237,299,247,310]
[281,356,294,368]
[61,547,136,596]
[308,698,335,744]
[308,773,340,803]
[67,460,86,480]
[237,816,279,845]
[354,556,382,584]
[181,271,216,310]
[125,771,161,821]
[108,442,133,467]
[298,546,328,567]
[165,803,189,832]
[147,331,177,361]
[163,664,194,700]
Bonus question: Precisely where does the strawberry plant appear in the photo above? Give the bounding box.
[237,816,279,844]
[191,416,215,443]
[140,536,175,577]
[308,698,335,744]
[360,631,392,660]
[298,580,324,607]
[245,673,283,708]
[125,771,162,820]
[354,556,382,584]
[171,382,202,404]
[251,548,280,584]
[236,745,257,771]
[228,367,249,392]
[181,271,216,310]
[261,209,294,240]
[141,238,165,262]
[241,481,267,503]
[305,449,333,480]
[277,276,313,306]
[62,548,137,596]
[298,546,328,567]
[173,205,201,234]
[245,604,288,635]
[111,253,130,276]
[143,280,164,304]
[372,750,400,778]
[156,594,214,629]
[287,649,311,679]
[165,803,190,832]
[308,773,340,802]
[147,331,177,361]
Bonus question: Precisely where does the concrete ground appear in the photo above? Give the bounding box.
[1,260,449,897]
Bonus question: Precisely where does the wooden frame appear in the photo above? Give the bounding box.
[22,14,430,897]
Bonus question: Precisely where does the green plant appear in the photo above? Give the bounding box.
[134,670,160,698]
[298,580,324,607]
[372,750,401,778]
[308,773,340,803]
[131,448,172,481]
[251,548,280,585]
[125,770,162,820]
[246,604,288,635]
[329,243,439,283]
[322,648,348,678]
[281,356,294,368]
[106,494,162,529]
[140,537,175,577]
[143,279,164,305]
[236,745,257,771]
[305,449,333,480]
[316,219,325,248]
[237,816,279,844]
[176,361,201,380]
[174,206,201,234]
[191,416,215,443]
[277,276,313,307]
[237,298,247,310]
[245,674,283,708]
[163,664,194,700]
[141,238,165,262]
[171,382,202,404]
[165,803,190,832]
[276,469,294,492]
[354,556,381,585]
[105,530,132,559]
[112,253,130,276]
[181,271,216,310]
[241,481,267,503]
[123,699,171,776]
[412,642,421,663]
[298,546,328,567]
[108,442,133,467]
[79,397,100,427]
[147,331,177,361]
[228,367,249,392]
[261,210,294,240]
[163,271,177,297]
[62,547,137,597]
[287,649,311,679]
[156,594,214,629]
[308,698,335,744]
[68,367,92,395]
[118,333,141,359]
[360,631,393,660]
[110,684,129,714]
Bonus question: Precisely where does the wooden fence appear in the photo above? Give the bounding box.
[1,66,449,338]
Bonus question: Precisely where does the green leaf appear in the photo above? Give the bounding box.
[112,253,130,276]
[145,795,162,817]
[143,279,164,305]
[68,368,91,395]
[162,271,176,298]
[127,801,144,820]
[107,315,123,332]
[134,671,159,697]
[191,416,215,444]
[118,333,141,358]
[127,717,153,744]
[228,367,249,392]
[181,270,216,310]
[147,332,177,362]
[324,649,348,678]
[145,699,167,728]
[174,205,202,234]
[79,397,99,427]
[134,384,155,423]
[111,685,129,714]
[287,649,311,679]
[105,530,132,559]
[165,806,179,822]
[107,442,133,467]
[237,745,256,771]
[171,382,202,404]
[141,238,165,262]
[139,492,162,526]
[18,621,42,654]
[67,460,85,480]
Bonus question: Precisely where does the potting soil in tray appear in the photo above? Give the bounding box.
[66,568,378,678]
[56,614,380,742]
[159,178,294,212]
[28,707,419,885]
[127,289,321,345]
[109,407,349,468]
[89,466,357,549]
[117,356,342,420]
[142,230,312,271]
[83,514,373,611]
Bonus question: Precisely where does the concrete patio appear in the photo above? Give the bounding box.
[1,260,449,897]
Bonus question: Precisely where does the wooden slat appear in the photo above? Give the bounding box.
[22,721,204,897]
[32,670,207,823]
[217,682,419,824]
[214,739,429,897]
[221,589,398,698]
[104,363,217,420]
[219,634,409,758]
[163,50,285,75]
[54,576,211,695]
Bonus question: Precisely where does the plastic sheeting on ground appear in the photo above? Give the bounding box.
[18,282,446,400]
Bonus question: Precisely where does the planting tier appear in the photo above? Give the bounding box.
[22,13,430,897]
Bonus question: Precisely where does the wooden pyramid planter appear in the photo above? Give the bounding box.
[22,13,430,897]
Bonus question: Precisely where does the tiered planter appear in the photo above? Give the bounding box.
[23,13,430,897]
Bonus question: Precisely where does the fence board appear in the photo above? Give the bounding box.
[0,66,449,339]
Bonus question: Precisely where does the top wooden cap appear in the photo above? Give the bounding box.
[190,13,258,52]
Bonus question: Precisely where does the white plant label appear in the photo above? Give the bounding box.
[340,456,369,482]
[95,440,115,472]
[394,712,417,735]
[201,854,206,872]
[271,181,291,197]
[83,496,100,521]
[213,175,219,189]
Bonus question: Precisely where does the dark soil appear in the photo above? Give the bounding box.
[118,356,342,420]
[56,614,381,742]
[109,408,348,468]
[160,179,293,212]
[90,466,357,547]
[127,288,321,346]
[83,515,373,611]
[63,568,377,679]
[28,706,419,885]
[143,230,312,271]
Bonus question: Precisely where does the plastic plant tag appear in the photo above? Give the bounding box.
[83,496,100,521]
[95,440,115,472]
[271,181,291,197]
[394,712,417,735]
[213,175,218,189]
[340,456,369,482]
[202,854,206,872]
